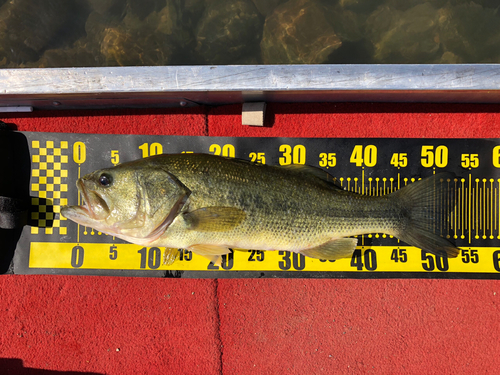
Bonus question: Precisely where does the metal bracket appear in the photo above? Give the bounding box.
[0,106,33,113]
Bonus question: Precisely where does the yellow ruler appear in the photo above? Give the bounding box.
[28,243,500,275]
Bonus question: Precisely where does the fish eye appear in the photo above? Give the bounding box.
[98,173,113,187]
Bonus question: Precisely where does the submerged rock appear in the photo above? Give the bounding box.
[365,3,441,63]
[385,0,448,12]
[195,0,263,65]
[438,2,500,63]
[0,0,87,65]
[84,0,192,66]
[337,0,383,14]
[261,0,342,64]
[251,0,287,16]
[322,2,373,63]
[365,1,500,64]
[36,39,102,68]
[183,0,205,29]
[87,0,125,16]
[126,0,166,20]
[325,4,366,43]
[438,50,462,64]
[100,27,178,66]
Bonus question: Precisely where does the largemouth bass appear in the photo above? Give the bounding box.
[61,153,459,264]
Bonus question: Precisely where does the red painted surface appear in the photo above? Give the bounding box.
[218,279,499,374]
[3,107,208,135]
[0,277,221,374]
[209,103,500,138]
[1,103,500,374]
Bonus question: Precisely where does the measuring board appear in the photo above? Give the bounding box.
[7,132,500,278]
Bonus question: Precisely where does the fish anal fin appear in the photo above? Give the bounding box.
[300,238,358,260]
[188,244,232,267]
[204,255,223,267]
[188,244,232,256]
[184,207,246,232]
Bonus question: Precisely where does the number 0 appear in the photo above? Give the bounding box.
[73,142,86,164]
[71,246,84,268]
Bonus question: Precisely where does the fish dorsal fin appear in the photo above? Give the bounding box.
[281,165,343,190]
[183,207,246,232]
[300,238,358,260]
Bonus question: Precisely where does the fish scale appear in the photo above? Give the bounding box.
[153,155,383,249]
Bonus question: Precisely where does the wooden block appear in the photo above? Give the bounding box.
[242,102,266,126]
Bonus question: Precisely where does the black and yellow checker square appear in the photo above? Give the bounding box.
[30,140,69,235]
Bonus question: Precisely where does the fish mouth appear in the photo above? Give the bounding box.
[61,179,109,223]
[76,179,93,216]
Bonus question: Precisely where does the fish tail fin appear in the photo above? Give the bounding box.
[390,172,459,258]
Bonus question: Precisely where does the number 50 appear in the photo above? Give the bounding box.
[421,145,448,168]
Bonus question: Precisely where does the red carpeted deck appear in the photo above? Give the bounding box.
[1,103,499,374]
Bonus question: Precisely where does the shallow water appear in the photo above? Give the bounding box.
[0,0,498,68]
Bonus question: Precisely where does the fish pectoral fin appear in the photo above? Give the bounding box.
[183,207,246,232]
[188,244,232,267]
[300,238,358,260]
[162,248,180,266]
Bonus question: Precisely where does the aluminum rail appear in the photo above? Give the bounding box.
[0,64,499,109]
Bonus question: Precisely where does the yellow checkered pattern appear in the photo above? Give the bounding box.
[30,140,69,235]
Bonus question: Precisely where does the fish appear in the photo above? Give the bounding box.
[60,153,459,265]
